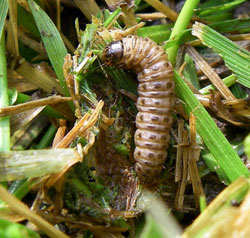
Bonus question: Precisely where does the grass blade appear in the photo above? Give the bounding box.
[27,0,70,97]
[166,0,200,65]
[0,149,80,181]
[192,22,250,88]
[0,0,8,37]
[195,0,247,16]
[137,24,172,43]
[174,70,249,183]
[0,32,10,153]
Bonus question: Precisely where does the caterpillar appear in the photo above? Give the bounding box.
[102,36,174,184]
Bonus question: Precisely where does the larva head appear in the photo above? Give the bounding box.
[102,40,124,66]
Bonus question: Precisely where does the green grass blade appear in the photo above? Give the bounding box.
[192,22,250,88]
[0,32,10,153]
[199,74,237,95]
[195,0,247,16]
[137,24,172,43]
[183,53,200,89]
[244,134,250,160]
[166,0,200,65]
[0,0,8,37]
[0,218,39,238]
[174,70,249,183]
[103,7,121,28]
[230,83,247,98]
[27,0,70,97]
[164,18,250,50]
[139,197,182,238]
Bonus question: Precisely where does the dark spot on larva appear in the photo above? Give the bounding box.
[244,106,248,110]
[163,117,169,123]
[156,46,160,51]
[149,108,157,112]
[126,47,131,52]
[144,161,151,166]
[161,135,167,141]
[155,101,160,105]
[137,151,141,156]
[147,125,156,129]
[138,133,142,138]
[158,154,163,159]
[145,38,149,42]
[141,71,146,76]
[154,83,161,89]
[151,116,159,122]
[140,115,144,120]
[141,99,145,104]
[148,153,154,158]
[150,92,160,97]
[142,84,147,90]
[128,35,132,38]
[166,82,172,89]
[149,134,156,140]
[145,143,153,147]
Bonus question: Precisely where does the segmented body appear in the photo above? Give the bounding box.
[102,36,174,184]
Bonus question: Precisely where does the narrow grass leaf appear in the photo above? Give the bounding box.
[103,7,121,28]
[192,22,250,88]
[27,0,69,97]
[137,24,172,43]
[199,74,237,95]
[0,32,10,152]
[174,70,249,183]
[0,0,8,37]
[183,53,200,89]
[164,18,250,50]
[166,0,200,65]
[195,0,247,16]
[0,149,80,181]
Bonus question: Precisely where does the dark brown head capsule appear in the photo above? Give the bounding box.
[102,40,124,66]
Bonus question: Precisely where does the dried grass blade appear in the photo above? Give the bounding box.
[143,0,178,22]
[56,100,104,148]
[16,61,64,95]
[0,96,72,116]
[186,45,235,100]
[74,0,100,21]
[6,0,19,57]
[0,184,71,238]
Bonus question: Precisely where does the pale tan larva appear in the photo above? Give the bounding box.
[102,36,175,184]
